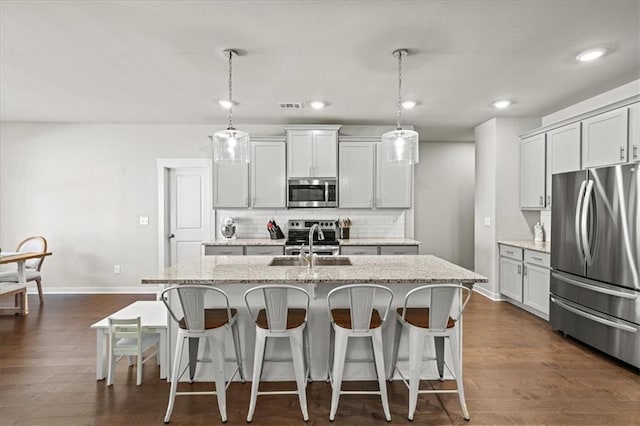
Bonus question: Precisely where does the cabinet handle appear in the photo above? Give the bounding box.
[634,145,638,159]
[620,146,625,160]
[505,250,514,255]
[547,195,551,206]
[517,265,521,275]
[531,256,543,261]
[523,265,527,276]
[539,195,544,206]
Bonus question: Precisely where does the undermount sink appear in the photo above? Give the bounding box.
[269,256,352,267]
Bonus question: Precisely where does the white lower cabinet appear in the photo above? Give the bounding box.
[341,246,378,255]
[204,246,244,256]
[499,244,550,319]
[244,246,284,256]
[379,245,419,255]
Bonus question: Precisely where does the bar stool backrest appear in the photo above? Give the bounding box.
[160,285,233,332]
[402,284,472,331]
[244,285,310,331]
[328,284,393,332]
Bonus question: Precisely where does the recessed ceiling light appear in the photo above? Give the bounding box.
[401,100,417,109]
[218,99,234,109]
[493,99,512,109]
[576,48,607,62]
[310,101,326,110]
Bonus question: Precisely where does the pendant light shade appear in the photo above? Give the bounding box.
[381,49,419,165]
[212,49,250,164]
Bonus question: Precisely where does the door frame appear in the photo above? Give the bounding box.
[157,158,212,270]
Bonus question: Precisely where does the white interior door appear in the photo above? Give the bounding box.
[167,167,210,266]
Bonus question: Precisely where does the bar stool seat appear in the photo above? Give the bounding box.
[256,308,306,329]
[326,284,393,422]
[177,308,238,329]
[396,307,456,329]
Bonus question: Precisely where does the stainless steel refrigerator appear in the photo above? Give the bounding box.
[550,163,639,368]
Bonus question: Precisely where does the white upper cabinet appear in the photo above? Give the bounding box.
[213,162,248,208]
[548,123,581,174]
[520,134,547,209]
[376,144,412,208]
[582,106,629,168]
[339,142,375,208]
[629,103,639,162]
[286,126,340,178]
[250,141,286,208]
[339,140,412,209]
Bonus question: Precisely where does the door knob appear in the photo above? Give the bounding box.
[168,233,175,239]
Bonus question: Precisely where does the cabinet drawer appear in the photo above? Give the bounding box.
[340,246,378,255]
[204,246,244,256]
[524,250,550,268]
[245,246,284,256]
[499,245,523,260]
[380,245,419,255]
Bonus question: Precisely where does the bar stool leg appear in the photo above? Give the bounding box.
[303,325,312,382]
[247,328,267,422]
[290,328,309,421]
[408,328,423,421]
[326,325,335,382]
[434,336,445,380]
[371,328,391,421]
[389,319,403,381]
[165,332,186,423]
[448,334,470,420]
[231,320,245,382]
[137,350,143,386]
[210,333,228,423]
[329,329,348,421]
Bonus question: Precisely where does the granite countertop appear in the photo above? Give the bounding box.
[204,238,421,246]
[499,240,551,254]
[141,255,487,285]
[339,238,421,246]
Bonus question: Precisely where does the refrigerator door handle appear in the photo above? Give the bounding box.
[575,180,587,262]
[552,271,638,299]
[581,180,594,265]
[550,296,638,333]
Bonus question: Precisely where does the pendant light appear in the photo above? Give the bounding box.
[381,49,419,165]
[211,49,249,164]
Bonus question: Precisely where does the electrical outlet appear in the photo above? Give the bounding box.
[114,264,121,274]
[139,216,149,226]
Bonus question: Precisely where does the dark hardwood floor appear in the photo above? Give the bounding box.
[1,293,638,425]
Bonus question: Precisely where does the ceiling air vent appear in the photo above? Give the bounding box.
[277,102,304,109]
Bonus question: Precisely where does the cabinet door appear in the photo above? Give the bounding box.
[379,245,418,255]
[376,143,412,208]
[313,130,338,177]
[520,134,547,209]
[251,142,286,208]
[582,107,629,168]
[339,142,375,208]
[500,257,523,302]
[213,162,248,207]
[204,246,244,256]
[245,246,284,256]
[630,103,639,162]
[523,263,550,315]
[287,131,313,178]
[341,246,378,255]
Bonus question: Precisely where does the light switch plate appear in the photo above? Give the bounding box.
[139,216,149,226]
[484,217,491,227]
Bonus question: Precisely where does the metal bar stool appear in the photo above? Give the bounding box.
[244,285,311,422]
[389,283,472,421]
[160,285,245,424]
[326,284,393,422]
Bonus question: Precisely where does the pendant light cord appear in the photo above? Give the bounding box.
[227,50,234,130]
[396,49,403,129]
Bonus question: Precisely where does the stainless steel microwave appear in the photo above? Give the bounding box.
[287,178,337,208]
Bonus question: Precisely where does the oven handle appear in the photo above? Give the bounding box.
[550,296,638,333]
[552,272,638,299]
[325,181,329,203]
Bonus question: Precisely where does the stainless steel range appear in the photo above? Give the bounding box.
[284,220,340,255]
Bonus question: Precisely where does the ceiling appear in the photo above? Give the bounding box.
[1,0,638,141]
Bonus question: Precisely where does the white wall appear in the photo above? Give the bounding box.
[0,123,477,292]
[414,141,475,269]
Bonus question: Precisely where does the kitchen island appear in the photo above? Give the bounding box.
[142,255,487,382]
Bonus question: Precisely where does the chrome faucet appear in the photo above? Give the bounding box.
[306,223,325,269]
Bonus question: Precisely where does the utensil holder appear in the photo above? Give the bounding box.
[341,228,350,239]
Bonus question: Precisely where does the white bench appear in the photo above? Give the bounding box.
[0,282,28,315]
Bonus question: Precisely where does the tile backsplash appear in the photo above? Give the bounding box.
[215,208,406,239]
[540,210,551,242]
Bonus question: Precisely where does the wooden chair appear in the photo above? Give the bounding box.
[160,285,244,424]
[326,284,394,422]
[244,285,311,422]
[0,236,48,304]
[107,317,160,386]
[389,284,472,421]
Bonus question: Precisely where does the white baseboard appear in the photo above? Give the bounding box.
[26,286,164,294]
[473,285,504,301]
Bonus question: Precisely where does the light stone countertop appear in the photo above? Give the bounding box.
[499,240,551,254]
[141,255,487,285]
[203,238,421,246]
[339,238,421,246]
[203,238,285,246]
